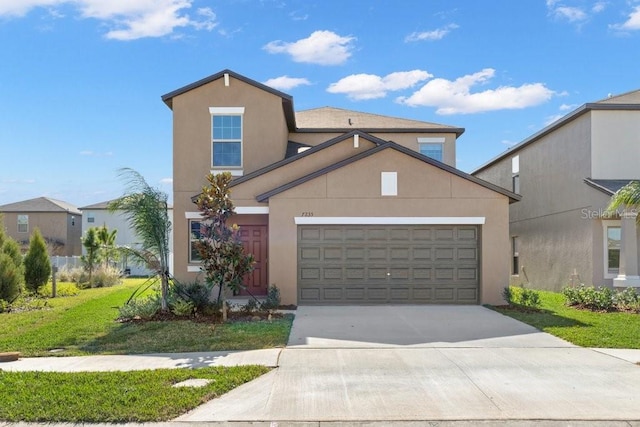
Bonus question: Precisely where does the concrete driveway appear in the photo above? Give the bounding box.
[178,305,640,423]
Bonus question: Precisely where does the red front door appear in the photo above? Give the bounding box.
[238,225,268,295]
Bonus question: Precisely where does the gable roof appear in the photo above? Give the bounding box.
[256,141,520,203]
[295,107,465,136]
[0,197,81,215]
[584,178,634,196]
[472,89,640,175]
[228,130,389,189]
[161,69,297,131]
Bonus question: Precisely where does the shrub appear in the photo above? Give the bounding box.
[261,284,281,310]
[613,287,640,313]
[40,282,80,298]
[118,295,161,320]
[170,298,195,317]
[56,266,89,284]
[170,280,215,313]
[0,252,22,304]
[242,298,259,314]
[90,265,122,288]
[503,285,541,310]
[23,228,51,293]
[563,285,614,311]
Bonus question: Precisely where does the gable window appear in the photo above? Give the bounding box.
[418,137,444,162]
[605,223,621,277]
[189,220,202,263]
[17,214,28,233]
[210,107,244,171]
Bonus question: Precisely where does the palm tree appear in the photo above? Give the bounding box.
[607,181,640,221]
[96,224,118,268]
[109,168,172,311]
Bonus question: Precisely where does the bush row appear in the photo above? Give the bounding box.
[563,285,640,312]
[118,281,282,321]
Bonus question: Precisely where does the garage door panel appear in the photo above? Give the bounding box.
[298,225,479,305]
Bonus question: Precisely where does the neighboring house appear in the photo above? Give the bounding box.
[473,90,640,291]
[79,200,174,276]
[0,197,82,256]
[162,69,519,306]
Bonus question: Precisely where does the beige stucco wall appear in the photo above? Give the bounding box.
[172,75,290,195]
[474,112,623,290]
[266,148,510,305]
[591,110,640,180]
[0,211,81,256]
[290,131,457,167]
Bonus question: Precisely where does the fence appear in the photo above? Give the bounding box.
[50,256,82,270]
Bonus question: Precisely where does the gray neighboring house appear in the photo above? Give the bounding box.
[0,197,82,256]
[472,89,640,291]
[79,200,174,276]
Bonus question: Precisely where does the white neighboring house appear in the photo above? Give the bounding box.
[79,200,174,277]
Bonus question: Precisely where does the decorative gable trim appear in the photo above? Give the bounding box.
[256,141,521,203]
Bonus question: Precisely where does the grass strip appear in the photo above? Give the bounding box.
[0,366,269,422]
[494,289,640,348]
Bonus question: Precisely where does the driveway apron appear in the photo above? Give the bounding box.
[177,305,640,422]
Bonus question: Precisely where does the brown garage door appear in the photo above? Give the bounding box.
[298,225,479,305]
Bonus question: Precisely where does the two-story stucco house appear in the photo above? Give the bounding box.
[0,197,82,256]
[162,69,519,306]
[79,200,174,276]
[473,90,640,291]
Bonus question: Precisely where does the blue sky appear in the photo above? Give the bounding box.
[1,0,639,207]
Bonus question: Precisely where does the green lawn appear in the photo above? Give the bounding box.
[0,366,270,422]
[0,279,293,356]
[494,289,640,348]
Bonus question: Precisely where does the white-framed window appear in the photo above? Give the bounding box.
[87,213,95,223]
[17,214,28,233]
[418,137,444,162]
[512,155,520,194]
[603,221,621,278]
[512,236,519,275]
[210,107,244,170]
[189,220,202,263]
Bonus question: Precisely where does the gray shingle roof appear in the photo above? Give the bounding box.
[584,178,636,195]
[0,197,81,215]
[295,107,464,135]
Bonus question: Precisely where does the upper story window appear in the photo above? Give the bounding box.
[87,213,95,223]
[512,155,520,194]
[17,214,28,233]
[417,137,444,162]
[210,107,244,171]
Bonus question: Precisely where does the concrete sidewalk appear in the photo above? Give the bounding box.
[0,348,281,372]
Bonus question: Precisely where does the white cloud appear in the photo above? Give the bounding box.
[0,0,218,40]
[553,6,588,22]
[592,1,607,13]
[263,76,311,91]
[611,6,640,31]
[405,24,459,42]
[544,113,566,126]
[396,68,555,115]
[327,70,432,101]
[263,30,355,65]
[559,103,577,110]
[159,177,173,184]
